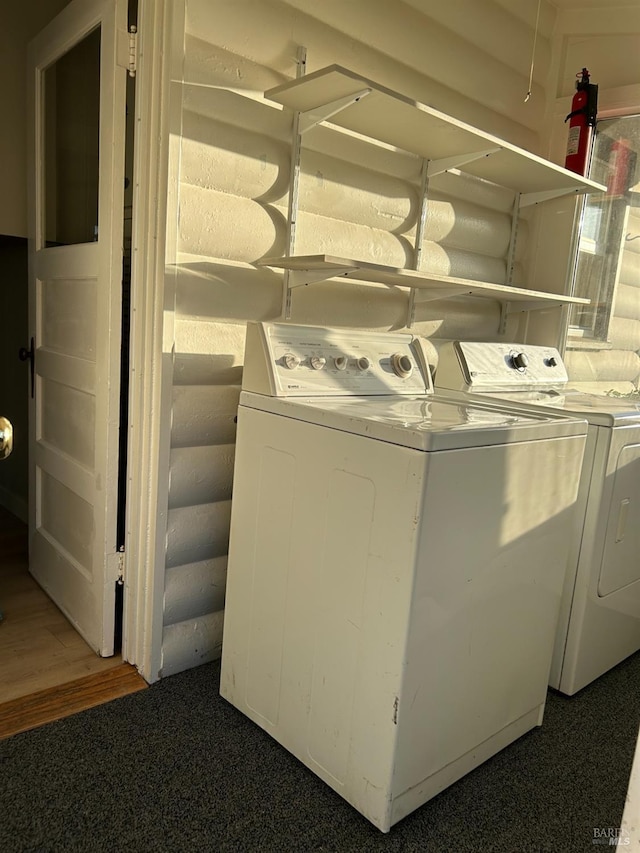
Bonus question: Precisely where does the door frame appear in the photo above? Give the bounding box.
[24,0,178,682]
[122,0,183,681]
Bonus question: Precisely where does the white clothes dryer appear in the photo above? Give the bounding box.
[220,322,587,832]
[435,340,640,696]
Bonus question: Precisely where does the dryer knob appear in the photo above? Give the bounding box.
[547,356,558,367]
[390,352,413,378]
[511,352,529,370]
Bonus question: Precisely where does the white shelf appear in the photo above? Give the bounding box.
[265,65,606,202]
[259,254,590,314]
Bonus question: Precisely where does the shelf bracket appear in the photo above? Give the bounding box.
[408,159,431,328]
[498,298,561,334]
[298,89,372,135]
[281,45,308,320]
[505,193,520,286]
[413,288,457,305]
[426,147,502,178]
[498,301,510,335]
[282,266,361,319]
[288,267,354,288]
[519,187,584,208]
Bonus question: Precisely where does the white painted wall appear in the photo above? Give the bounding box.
[155,0,582,677]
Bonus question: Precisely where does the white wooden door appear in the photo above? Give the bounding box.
[27,0,128,655]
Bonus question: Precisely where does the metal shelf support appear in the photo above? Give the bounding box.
[288,268,354,289]
[498,299,561,335]
[282,46,307,319]
[426,148,502,178]
[520,187,585,207]
[298,90,372,135]
[407,159,431,328]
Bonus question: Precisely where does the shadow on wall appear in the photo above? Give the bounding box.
[172,261,282,321]
[173,352,243,387]
[170,260,506,339]
[178,87,517,285]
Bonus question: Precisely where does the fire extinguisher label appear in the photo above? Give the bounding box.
[566,126,581,156]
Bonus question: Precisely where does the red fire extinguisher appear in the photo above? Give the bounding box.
[564,68,598,176]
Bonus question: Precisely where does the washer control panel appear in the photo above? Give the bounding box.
[436,341,568,392]
[242,322,430,397]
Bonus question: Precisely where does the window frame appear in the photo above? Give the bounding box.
[566,84,640,349]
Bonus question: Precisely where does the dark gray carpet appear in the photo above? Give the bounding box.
[2,652,639,853]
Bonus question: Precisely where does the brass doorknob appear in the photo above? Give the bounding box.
[0,417,13,460]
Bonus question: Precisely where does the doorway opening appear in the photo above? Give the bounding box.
[2,0,141,708]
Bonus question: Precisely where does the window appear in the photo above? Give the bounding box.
[44,27,101,247]
[568,114,640,345]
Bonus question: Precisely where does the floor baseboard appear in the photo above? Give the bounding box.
[0,664,148,740]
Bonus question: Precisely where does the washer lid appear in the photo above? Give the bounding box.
[454,389,640,427]
[562,391,640,425]
[240,392,587,451]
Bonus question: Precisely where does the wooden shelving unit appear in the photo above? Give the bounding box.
[258,254,591,333]
[262,63,606,324]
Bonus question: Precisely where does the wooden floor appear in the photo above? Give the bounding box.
[0,507,147,739]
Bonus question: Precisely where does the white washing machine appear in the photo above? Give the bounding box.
[220,322,587,832]
[436,340,640,697]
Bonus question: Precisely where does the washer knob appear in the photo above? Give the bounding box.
[511,352,528,370]
[334,356,348,371]
[283,353,300,370]
[310,356,326,371]
[390,352,413,378]
[356,357,371,372]
[547,356,558,367]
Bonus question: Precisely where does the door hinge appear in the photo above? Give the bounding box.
[118,547,125,584]
[117,25,137,76]
[128,26,137,77]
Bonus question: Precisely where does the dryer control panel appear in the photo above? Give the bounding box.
[242,322,430,397]
[436,341,569,393]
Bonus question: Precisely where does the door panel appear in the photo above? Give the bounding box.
[598,441,640,597]
[27,0,127,655]
[41,277,97,358]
